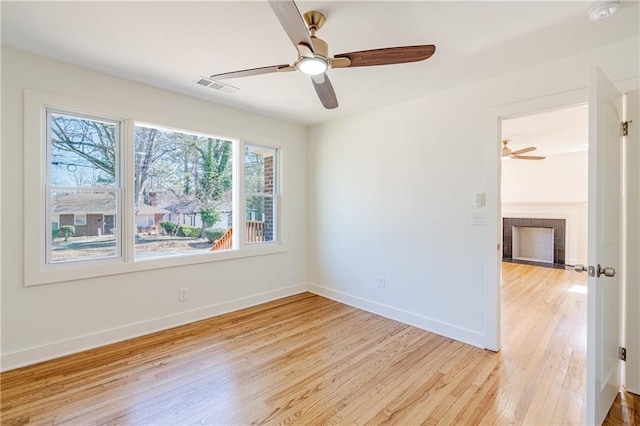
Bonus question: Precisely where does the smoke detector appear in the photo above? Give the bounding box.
[588,1,620,21]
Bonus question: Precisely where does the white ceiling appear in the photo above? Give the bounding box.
[501,103,589,157]
[1,1,638,128]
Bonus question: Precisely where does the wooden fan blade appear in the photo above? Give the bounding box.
[511,146,536,156]
[334,45,435,67]
[513,155,546,160]
[211,64,290,80]
[268,0,314,53]
[311,73,338,109]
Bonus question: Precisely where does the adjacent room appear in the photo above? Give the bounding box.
[1,1,638,424]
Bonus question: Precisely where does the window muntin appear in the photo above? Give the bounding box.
[244,145,278,244]
[134,124,234,259]
[46,110,121,264]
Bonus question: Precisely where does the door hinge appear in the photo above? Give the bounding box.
[622,121,631,136]
[619,347,626,361]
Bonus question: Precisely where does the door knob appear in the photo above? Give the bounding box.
[574,264,615,277]
[598,265,615,277]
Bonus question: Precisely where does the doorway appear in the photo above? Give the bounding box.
[499,104,590,418]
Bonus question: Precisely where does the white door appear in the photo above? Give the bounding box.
[586,65,623,425]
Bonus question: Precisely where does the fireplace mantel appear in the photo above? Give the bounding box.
[502,202,587,266]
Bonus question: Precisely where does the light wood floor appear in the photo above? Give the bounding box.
[0,263,632,424]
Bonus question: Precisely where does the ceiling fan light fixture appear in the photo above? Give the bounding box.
[588,1,620,21]
[297,57,328,76]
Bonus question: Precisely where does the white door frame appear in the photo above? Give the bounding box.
[485,88,590,351]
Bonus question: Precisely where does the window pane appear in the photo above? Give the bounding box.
[50,190,118,262]
[134,125,233,258]
[245,145,276,195]
[50,113,118,187]
[245,145,277,244]
[246,195,275,243]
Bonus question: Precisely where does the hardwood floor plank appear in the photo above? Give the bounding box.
[2,263,632,425]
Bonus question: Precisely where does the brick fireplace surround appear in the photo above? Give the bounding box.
[502,217,566,267]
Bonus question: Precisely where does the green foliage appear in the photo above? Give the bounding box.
[52,229,60,240]
[195,139,232,204]
[160,221,178,234]
[177,225,201,238]
[204,227,227,243]
[59,225,75,237]
[199,207,221,228]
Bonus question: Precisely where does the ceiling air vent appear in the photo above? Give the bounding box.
[194,77,238,94]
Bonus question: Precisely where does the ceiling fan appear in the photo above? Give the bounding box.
[502,140,545,160]
[209,0,436,110]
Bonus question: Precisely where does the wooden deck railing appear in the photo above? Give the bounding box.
[246,221,265,243]
[210,221,265,251]
[210,228,233,251]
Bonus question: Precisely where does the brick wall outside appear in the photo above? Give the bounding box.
[60,213,104,237]
[264,156,274,242]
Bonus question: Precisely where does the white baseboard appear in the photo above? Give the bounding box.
[308,283,487,349]
[3,282,488,371]
[1,283,307,372]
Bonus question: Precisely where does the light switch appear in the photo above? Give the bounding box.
[473,192,485,207]
[472,212,486,226]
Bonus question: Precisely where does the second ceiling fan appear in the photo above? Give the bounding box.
[210,0,436,109]
[502,140,546,160]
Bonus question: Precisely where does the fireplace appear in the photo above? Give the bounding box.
[512,226,554,263]
[503,218,566,266]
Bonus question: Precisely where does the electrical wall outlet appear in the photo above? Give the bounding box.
[179,288,188,301]
[378,277,386,289]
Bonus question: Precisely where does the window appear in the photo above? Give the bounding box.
[244,145,278,244]
[24,91,284,285]
[74,214,87,226]
[47,111,121,263]
[134,124,233,259]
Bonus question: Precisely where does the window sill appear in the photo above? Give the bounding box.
[24,244,287,287]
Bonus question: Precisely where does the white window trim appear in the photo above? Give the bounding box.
[24,90,286,286]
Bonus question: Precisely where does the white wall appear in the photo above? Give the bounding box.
[307,37,639,348]
[0,47,308,370]
[502,151,588,203]
[502,151,589,265]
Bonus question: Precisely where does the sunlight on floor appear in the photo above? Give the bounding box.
[568,284,588,294]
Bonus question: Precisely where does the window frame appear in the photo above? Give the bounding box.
[24,90,285,286]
